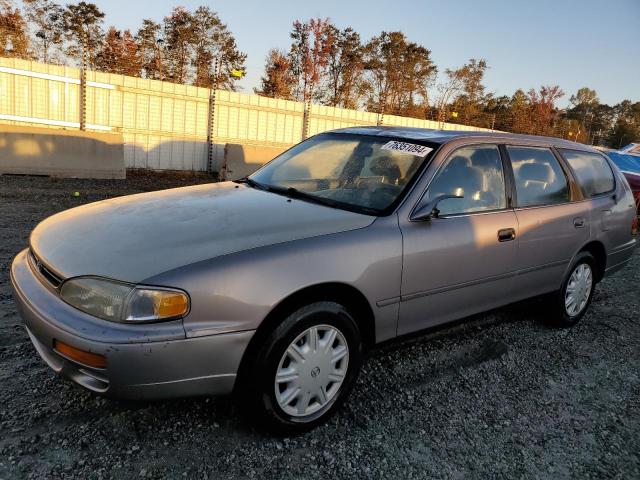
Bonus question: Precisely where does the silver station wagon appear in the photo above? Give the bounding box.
[11,127,638,432]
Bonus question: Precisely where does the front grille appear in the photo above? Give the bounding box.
[29,250,63,289]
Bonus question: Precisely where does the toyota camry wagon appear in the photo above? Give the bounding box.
[11,127,638,432]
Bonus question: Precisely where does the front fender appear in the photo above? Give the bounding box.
[144,217,402,344]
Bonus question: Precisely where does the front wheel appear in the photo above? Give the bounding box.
[244,301,363,433]
[551,252,596,327]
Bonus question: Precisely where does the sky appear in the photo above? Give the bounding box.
[88,0,640,107]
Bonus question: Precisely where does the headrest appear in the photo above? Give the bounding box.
[370,155,401,180]
[447,156,472,170]
[518,162,553,183]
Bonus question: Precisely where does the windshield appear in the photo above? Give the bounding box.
[249,133,437,215]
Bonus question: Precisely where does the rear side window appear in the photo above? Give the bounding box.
[507,146,569,207]
[558,149,615,197]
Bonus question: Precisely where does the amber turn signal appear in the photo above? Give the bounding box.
[156,291,189,318]
[54,340,107,369]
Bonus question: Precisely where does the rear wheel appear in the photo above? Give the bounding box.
[244,301,363,433]
[551,252,596,327]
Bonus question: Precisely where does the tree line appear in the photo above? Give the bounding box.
[0,0,246,89]
[0,2,637,149]
[255,18,638,149]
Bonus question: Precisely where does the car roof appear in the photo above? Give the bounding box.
[329,126,598,152]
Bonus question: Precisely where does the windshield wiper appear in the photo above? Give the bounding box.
[261,184,338,208]
[263,185,379,215]
[234,177,267,191]
[238,179,379,215]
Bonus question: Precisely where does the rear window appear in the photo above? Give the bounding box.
[559,149,615,198]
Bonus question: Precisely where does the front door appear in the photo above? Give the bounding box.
[398,144,518,335]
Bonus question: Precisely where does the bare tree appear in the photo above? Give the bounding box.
[364,31,436,117]
[23,0,63,62]
[62,1,105,68]
[136,19,164,80]
[325,26,364,108]
[162,6,195,84]
[190,6,246,90]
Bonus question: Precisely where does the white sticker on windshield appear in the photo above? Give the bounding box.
[380,141,433,157]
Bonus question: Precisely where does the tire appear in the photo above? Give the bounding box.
[243,301,363,433]
[551,252,596,327]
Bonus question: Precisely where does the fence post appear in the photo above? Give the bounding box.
[207,57,221,176]
[301,100,311,140]
[206,87,217,175]
[79,34,87,131]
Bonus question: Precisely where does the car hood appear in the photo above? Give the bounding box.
[30,182,375,283]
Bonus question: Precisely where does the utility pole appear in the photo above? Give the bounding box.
[156,38,164,81]
[377,90,386,127]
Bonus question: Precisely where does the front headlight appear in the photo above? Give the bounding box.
[60,277,189,323]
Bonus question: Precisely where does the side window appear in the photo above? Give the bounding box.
[507,146,569,207]
[558,149,615,197]
[425,144,506,215]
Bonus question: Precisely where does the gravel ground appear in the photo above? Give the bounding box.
[1,172,639,480]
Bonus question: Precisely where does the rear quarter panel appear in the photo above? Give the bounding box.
[588,167,637,272]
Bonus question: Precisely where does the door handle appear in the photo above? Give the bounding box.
[573,217,585,228]
[497,228,516,242]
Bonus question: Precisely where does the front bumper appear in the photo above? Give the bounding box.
[10,249,254,400]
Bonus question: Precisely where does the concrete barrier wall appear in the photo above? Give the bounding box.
[222,143,288,180]
[0,125,125,178]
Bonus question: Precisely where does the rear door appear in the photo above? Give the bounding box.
[506,145,590,300]
[398,143,518,335]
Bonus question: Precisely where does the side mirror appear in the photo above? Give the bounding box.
[411,194,464,221]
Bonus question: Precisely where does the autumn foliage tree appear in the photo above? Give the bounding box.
[527,85,564,135]
[255,48,295,99]
[0,1,30,58]
[96,27,141,76]
[289,18,335,103]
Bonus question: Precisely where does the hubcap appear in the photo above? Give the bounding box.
[274,325,349,418]
[565,263,593,317]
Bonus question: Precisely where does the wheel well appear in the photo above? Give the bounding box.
[234,283,376,393]
[580,241,606,282]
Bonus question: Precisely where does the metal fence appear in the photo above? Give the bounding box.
[0,57,494,173]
